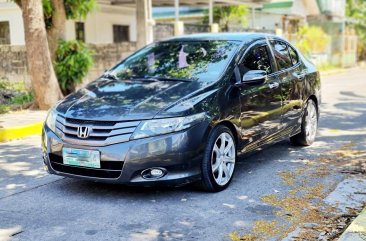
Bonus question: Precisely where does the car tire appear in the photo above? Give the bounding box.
[290,99,318,146]
[199,125,237,192]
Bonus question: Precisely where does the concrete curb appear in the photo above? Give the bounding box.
[0,122,43,142]
[338,208,366,241]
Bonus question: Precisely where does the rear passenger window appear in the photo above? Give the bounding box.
[270,40,292,70]
[241,45,272,75]
[288,45,299,65]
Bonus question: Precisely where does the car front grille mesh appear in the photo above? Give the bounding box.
[55,115,140,146]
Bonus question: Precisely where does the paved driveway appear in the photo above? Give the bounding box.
[1,68,365,241]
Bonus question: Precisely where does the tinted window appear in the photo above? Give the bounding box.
[270,40,292,70]
[241,45,272,75]
[109,40,240,83]
[288,45,299,65]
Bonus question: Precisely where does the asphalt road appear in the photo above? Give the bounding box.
[1,68,366,241]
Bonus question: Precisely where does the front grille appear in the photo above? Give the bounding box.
[49,153,122,179]
[55,115,140,146]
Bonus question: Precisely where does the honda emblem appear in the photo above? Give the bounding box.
[77,126,91,139]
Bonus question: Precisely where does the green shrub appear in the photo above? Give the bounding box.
[0,80,34,114]
[296,26,330,57]
[55,40,93,95]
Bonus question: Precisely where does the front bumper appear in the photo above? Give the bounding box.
[42,122,209,186]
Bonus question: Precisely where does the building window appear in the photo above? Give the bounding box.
[75,22,85,42]
[113,25,129,43]
[0,21,10,45]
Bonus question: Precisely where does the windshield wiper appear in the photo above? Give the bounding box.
[150,76,192,82]
[101,73,119,81]
[130,76,160,82]
[131,76,192,82]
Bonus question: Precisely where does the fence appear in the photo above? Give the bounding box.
[0,42,137,84]
[153,23,175,41]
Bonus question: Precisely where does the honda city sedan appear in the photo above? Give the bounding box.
[42,33,321,192]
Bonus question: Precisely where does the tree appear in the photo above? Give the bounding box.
[43,0,96,60]
[203,5,249,32]
[346,0,366,60]
[18,0,63,109]
[13,0,96,108]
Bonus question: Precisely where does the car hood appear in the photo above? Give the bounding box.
[56,78,213,121]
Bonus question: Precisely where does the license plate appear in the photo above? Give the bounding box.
[62,148,100,168]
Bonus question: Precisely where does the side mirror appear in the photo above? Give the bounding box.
[241,70,267,86]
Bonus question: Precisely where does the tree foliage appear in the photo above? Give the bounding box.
[346,0,366,59]
[203,5,249,31]
[42,0,96,29]
[55,40,93,95]
[64,0,96,19]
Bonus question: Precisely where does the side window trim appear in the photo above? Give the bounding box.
[287,44,300,67]
[238,40,274,75]
[268,38,301,74]
[238,40,267,64]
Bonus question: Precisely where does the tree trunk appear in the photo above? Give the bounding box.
[21,0,63,110]
[47,0,66,62]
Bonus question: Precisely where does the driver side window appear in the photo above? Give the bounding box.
[240,45,272,76]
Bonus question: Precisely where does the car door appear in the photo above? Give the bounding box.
[237,40,283,151]
[269,40,304,131]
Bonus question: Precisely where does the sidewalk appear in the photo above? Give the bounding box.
[339,208,366,241]
[0,110,47,142]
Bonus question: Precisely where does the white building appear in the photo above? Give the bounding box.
[0,0,272,46]
[0,0,137,45]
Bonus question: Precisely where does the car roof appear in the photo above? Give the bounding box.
[162,32,279,42]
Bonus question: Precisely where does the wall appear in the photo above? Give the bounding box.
[153,23,210,41]
[65,4,137,44]
[0,44,29,83]
[0,1,25,45]
[153,23,174,41]
[0,42,137,84]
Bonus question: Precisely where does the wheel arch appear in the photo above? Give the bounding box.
[214,120,239,148]
[307,95,318,108]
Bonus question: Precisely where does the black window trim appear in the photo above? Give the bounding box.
[287,43,300,66]
[237,39,277,77]
[267,37,301,74]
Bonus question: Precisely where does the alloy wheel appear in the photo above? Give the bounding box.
[211,132,236,186]
[305,101,318,142]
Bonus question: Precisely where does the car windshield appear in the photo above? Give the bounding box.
[108,40,240,83]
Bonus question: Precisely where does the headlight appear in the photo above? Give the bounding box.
[45,108,58,133]
[131,113,207,140]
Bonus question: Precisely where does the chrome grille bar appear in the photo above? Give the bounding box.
[56,115,140,146]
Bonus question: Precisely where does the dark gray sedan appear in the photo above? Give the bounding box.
[42,33,321,192]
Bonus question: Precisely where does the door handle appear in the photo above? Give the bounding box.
[294,72,306,80]
[268,82,279,89]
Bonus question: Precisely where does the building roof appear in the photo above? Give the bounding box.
[153,7,205,20]
[162,32,275,42]
[102,0,270,7]
[261,0,320,16]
